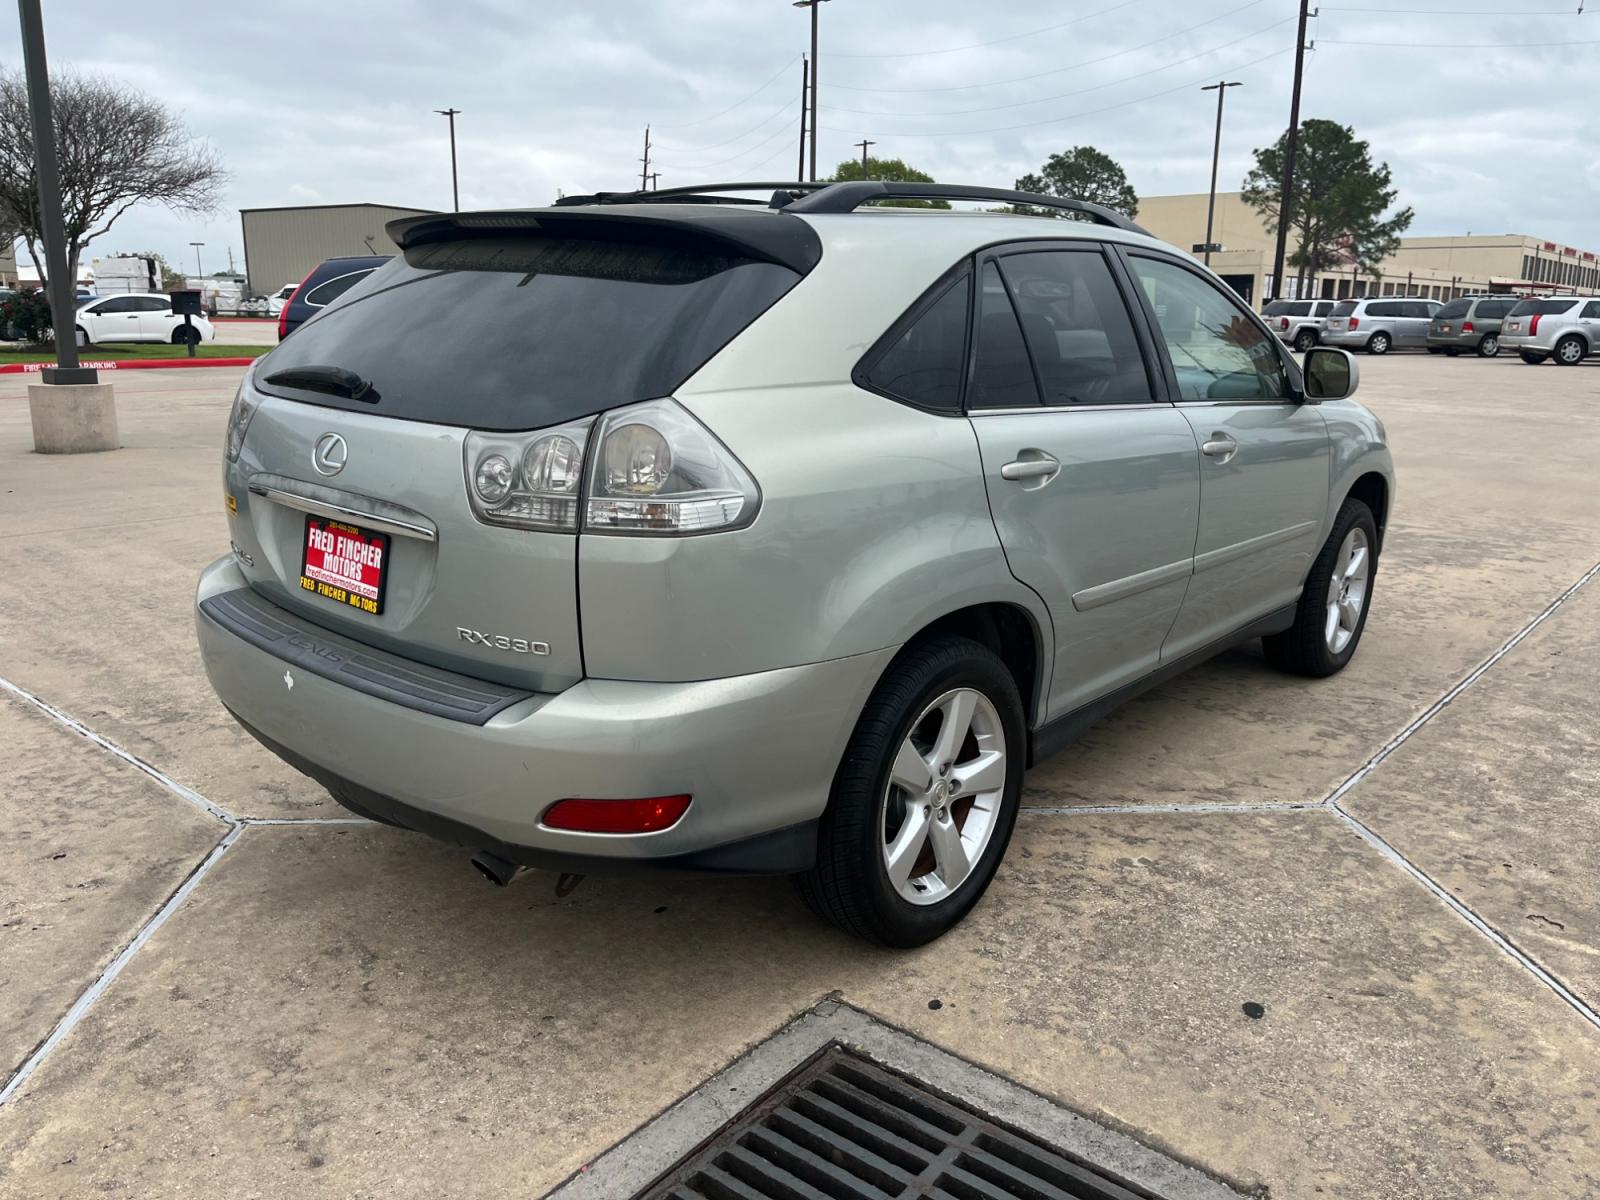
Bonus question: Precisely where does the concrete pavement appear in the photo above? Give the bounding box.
[1,355,1598,1198]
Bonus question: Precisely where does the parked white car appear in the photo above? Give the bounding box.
[75,293,217,346]
[267,283,300,318]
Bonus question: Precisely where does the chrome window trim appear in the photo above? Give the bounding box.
[246,483,438,542]
[967,401,1172,416]
[1172,398,1295,409]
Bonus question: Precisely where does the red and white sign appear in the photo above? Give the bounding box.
[299,517,388,615]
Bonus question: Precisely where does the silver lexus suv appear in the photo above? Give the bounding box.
[197,181,1393,946]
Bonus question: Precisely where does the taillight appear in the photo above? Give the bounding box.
[1348,317,1360,330]
[1279,317,1289,330]
[542,795,691,834]
[278,269,314,340]
[225,367,259,462]
[463,398,760,537]
[1530,314,1543,335]
[1462,321,1474,333]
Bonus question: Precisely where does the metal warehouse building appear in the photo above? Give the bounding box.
[240,202,434,296]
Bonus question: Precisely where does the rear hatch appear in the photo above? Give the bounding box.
[1324,299,1358,333]
[230,210,813,690]
[1503,298,1575,340]
[1432,297,1470,336]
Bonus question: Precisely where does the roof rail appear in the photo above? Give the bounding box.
[555,182,827,208]
[781,181,1150,235]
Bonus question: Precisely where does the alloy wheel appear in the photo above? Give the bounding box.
[1324,526,1370,655]
[880,687,1006,906]
[1556,337,1584,365]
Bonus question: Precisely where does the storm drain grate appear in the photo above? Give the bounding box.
[639,1047,1157,1200]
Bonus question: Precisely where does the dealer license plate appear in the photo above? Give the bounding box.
[299,516,389,615]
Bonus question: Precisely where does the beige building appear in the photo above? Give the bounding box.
[240,202,435,296]
[1135,191,1600,305]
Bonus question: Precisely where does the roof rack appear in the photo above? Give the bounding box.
[554,180,1149,235]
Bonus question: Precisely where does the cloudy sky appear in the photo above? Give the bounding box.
[3,0,1597,277]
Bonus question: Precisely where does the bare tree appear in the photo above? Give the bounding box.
[0,68,224,292]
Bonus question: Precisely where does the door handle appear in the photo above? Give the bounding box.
[1000,455,1060,482]
[1201,435,1238,459]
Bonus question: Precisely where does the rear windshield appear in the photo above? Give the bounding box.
[1435,299,1470,319]
[1330,301,1357,317]
[1262,301,1308,316]
[1476,298,1515,318]
[256,235,802,430]
[1508,299,1578,317]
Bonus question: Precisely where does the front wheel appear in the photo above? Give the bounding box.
[172,325,201,346]
[1553,335,1586,366]
[1477,334,1499,357]
[1520,351,1547,365]
[1293,328,1317,352]
[1366,331,1391,355]
[797,635,1024,947]
[1262,498,1378,678]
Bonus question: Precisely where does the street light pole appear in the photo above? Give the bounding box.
[16,0,88,381]
[793,0,831,181]
[190,241,205,278]
[1200,81,1241,270]
[434,107,461,211]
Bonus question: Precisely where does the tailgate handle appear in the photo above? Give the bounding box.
[247,483,437,542]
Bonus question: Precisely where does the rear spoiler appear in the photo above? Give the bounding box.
[386,207,824,275]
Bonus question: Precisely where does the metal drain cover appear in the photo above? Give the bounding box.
[639,1047,1153,1200]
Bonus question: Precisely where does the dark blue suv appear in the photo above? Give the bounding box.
[278,254,390,340]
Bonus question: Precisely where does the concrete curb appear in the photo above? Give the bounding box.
[0,356,258,375]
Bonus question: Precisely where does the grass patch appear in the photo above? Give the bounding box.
[0,343,261,364]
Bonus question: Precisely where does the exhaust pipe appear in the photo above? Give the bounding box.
[470,850,527,888]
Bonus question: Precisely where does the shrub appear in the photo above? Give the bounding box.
[0,289,56,344]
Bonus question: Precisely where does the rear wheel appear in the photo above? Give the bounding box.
[1366,331,1391,355]
[1293,328,1317,352]
[1262,499,1378,678]
[1553,335,1586,366]
[172,325,201,346]
[1520,351,1547,365]
[1477,333,1499,357]
[797,635,1024,947]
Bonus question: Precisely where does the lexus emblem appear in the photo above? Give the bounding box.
[312,433,347,477]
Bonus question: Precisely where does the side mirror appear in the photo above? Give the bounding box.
[1303,346,1359,402]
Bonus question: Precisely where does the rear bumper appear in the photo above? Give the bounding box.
[1425,331,1478,348]
[1319,329,1366,347]
[195,556,893,873]
[1498,334,1544,352]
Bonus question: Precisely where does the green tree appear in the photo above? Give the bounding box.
[1241,119,1413,295]
[828,156,949,208]
[1015,146,1138,215]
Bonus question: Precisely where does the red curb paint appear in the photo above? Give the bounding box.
[0,356,259,374]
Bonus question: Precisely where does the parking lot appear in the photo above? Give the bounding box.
[2,353,1598,1198]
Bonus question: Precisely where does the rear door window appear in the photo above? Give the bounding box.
[967,261,1040,409]
[858,271,970,412]
[997,250,1153,406]
[1476,299,1515,319]
[1582,301,1600,319]
[1366,301,1399,317]
[256,235,804,430]
[304,268,379,309]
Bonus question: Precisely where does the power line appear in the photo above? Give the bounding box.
[1321,4,1584,10]
[659,118,802,173]
[825,0,1271,93]
[656,94,798,154]
[656,54,801,129]
[1320,34,1600,44]
[825,0,1142,58]
[819,18,1292,117]
[817,45,1292,138]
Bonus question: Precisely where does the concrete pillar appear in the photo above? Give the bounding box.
[27,381,118,454]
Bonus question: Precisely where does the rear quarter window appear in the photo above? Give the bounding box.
[1436,299,1470,319]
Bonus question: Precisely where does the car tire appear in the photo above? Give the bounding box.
[1520,351,1548,364]
[796,634,1024,947]
[1443,347,1459,357]
[1293,328,1317,352]
[1262,498,1378,679]
[1366,332,1391,355]
[1477,334,1499,357]
[1553,335,1586,366]
[171,325,201,346]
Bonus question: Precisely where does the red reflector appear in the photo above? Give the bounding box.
[542,795,692,834]
[1462,321,1474,333]
[1349,317,1360,330]
[1530,314,1543,335]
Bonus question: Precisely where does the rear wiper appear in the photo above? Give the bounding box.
[263,364,375,402]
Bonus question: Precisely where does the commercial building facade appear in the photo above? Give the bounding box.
[240,202,434,296]
[1135,191,1599,305]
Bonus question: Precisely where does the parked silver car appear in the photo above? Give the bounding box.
[1263,298,1336,351]
[196,181,1394,945]
[1425,294,1520,357]
[1322,296,1442,354]
[1500,296,1600,365]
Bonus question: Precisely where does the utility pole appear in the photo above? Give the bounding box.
[190,241,205,278]
[856,138,875,176]
[794,0,830,180]
[17,0,86,380]
[648,172,660,190]
[639,125,652,191]
[797,56,808,181]
[1268,0,1312,301]
[434,108,461,210]
[1199,81,1241,270]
